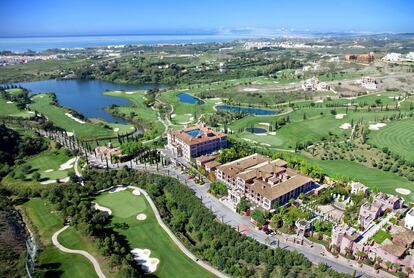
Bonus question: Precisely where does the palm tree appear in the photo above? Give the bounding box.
[355,250,365,262]
[385,261,393,271]
[394,262,401,273]
[405,266,413,276]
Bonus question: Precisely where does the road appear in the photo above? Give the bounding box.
[86,154,393,278]
[52,226,105,278]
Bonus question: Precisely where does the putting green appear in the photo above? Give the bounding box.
[95,189,214,278]
[96,190,146,218]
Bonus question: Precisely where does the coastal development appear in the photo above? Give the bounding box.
[1,1,414,278]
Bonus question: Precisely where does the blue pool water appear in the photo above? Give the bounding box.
[246,127,268,134]
[216,105,277,116]
[186,129,203,137]
[177,93,205,105]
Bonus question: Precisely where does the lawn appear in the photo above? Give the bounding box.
[29,93,115,139]
[0,96,32,118]
[368,118,414,162]
[229,108,400,149]
[104,90,164,136]
[371,229,391,244]
[95,189,214,278]
[303,158,414,202]
[159,90,219,126]
[12,145,73,181]
[21,199,97,278]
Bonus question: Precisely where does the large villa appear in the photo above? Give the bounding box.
[167,123,228,161]
[215,154,314,210]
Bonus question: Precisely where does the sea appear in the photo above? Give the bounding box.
[0,34,246,52]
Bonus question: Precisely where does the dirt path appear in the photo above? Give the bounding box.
[52,226,105,278]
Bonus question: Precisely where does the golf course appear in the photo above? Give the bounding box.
[95,188,214,278]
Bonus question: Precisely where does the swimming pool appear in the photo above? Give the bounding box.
[186,129,203,137]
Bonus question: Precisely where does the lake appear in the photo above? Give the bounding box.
[216,105,277,116]
[12,79,164,123]
[177,92,205,105]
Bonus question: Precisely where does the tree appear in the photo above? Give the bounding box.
[385,261,393,271]
[32,172,41,181]
[251,209,265,227]
[209,181,227,197]
[236,197,249,213]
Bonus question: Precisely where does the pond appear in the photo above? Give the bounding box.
[246,127,268,134]
[216,105,277,116]
[177,92,205,105]
[11,79,165,123]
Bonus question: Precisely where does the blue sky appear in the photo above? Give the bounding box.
[1,0,413,37]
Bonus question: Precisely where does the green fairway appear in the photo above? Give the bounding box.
[229,109,404,149]
[13,146,73,181]
[29,94,116,139]
[21,199,97,278]
[95,189,214,278]
[368,118,414,162]
[159,91,220,126]
[104,90,164,136]
[0,97,32,118]
[304,158,414,202]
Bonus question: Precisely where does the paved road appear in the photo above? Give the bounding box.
[87,156,387,278]
[52,226,105,278]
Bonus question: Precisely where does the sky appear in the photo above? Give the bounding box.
[1,0,413,37]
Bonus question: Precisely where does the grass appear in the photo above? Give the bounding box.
[29,93,116,139]
[229,108,400,149]
[368,118,414,162]
[95,189,214,278]
[371,229,391,244]
[303,158,414,202]
[159,90,220,126]
[21,199,97,278]
[104,90,164,136]
[0,96,32,118]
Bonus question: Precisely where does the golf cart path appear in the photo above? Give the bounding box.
[136,187,229,278]
[52,226,105,278]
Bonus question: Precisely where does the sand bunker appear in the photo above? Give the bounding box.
[242,138,257,144]
[315,100,324,103]
[93,203,112,215]
[171,114,176,118]
[6,101,13,104]
[136,213,147,221]
[131,248,159,273]
[40,180,56,184]
[261,143,271,146]
[268,131,276,135]
[125,91,135,95]
[258,122,271,126]
[243,88,260,92]
[60,177,70,183]
[65,113,86,124]
[131,189,141,196]
[44,169,54,173]
[396,188,411,195]
[59,158,76,170]
[340,123,351,129]
[335,113,346,120]
[368,123,387,131]
[109,186,128,193]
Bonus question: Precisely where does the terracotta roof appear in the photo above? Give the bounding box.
[393,229,414,247]
[195,153,218,163]
[169,124,226,146]
[216,154,271,178]
[204,160,221,169]
[250,174,312,201]
[380,239,406,258]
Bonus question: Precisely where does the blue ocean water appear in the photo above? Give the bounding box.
[0,34,242,52]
